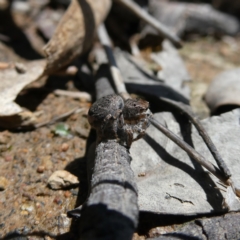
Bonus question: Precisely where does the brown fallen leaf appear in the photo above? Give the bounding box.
[43,0,112,74]
[0,60,46,116]
[0,0,111,119]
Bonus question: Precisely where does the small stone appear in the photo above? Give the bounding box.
[37,165,45,173]
[66,66,78,75]
[0,131,11,144]
[48,170,79,190]
[4,155,12,162]
[138,172,146,177]
[61,143,69,152]
[35,202,41,208]
[15,62,27,73]
[34,220,39,225]
[41,155,53,170]
[21,203,34,212]
[64,191,71,198]
[12,0,30,13]
[0,177,9,191]
[20,210,29,216]
[53,196,62,205]
[59,213,70,228]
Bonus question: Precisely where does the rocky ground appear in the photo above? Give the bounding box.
[1,0,240,239]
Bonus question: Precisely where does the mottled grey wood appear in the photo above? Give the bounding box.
[78,93,152,239]
[79,140,138,240]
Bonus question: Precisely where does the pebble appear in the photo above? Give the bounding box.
[12,0,30,13]
[53,196,62,205]
[20,210,29,216]
[0,177,9,191]
[59,213,70,228]
[41,155,53,170]
[61,143,69,152]
[0,131,11,144]
[4,155,12,162]
[138,172,146,177]
[64,191,71,198]
[48,170,79,190]
[21,203,34,213]
[15,62,27,73]
[35,202,41,208]
[37,165,45,173]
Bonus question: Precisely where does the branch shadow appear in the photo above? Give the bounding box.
[144,119,224,212]
[126,83,189,113]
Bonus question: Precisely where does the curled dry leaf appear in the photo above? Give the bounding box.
[0,0,111,118]
[204,68,240,114]
[43,0,112,74]
[0,60,46,116]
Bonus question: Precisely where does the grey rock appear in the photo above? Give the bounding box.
[131,109,240,214]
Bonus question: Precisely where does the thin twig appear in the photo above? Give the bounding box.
[150,117,228,184]
[54,89,92,102]
[159,97,231,178]
[97,24,130,100]
[115,0,182,48]
[34,107,80,128]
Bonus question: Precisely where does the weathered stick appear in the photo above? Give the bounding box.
[115,0,182,48]
[77,92,152,239]
[79,138,139,240]
[54,89,92,102]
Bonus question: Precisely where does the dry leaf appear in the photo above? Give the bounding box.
[0,0,111,118]
[43,0,112,74]
[0,60,46,116]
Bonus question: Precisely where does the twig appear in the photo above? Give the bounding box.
[54,89,92,102]
[115,0,182,48]
[97,24,130,100]
[159,97,231,178]
[34,107,80,128]
[150,118,228,184]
